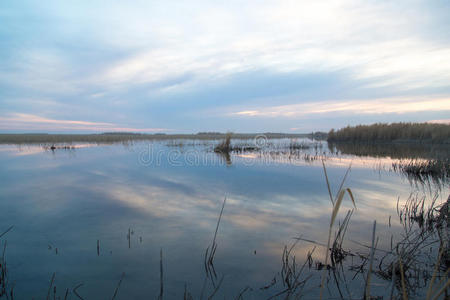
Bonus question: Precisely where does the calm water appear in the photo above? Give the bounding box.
[0,139,448,299]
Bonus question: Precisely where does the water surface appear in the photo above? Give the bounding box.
[0,139,447,299]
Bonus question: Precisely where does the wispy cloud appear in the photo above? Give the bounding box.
[93,2,450,94]
[0,113,169,133]
[232,96,450,118]
[427,119,450,124]
[0,113,114,126]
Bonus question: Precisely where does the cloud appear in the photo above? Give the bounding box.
[231,96,450,118]
[0,113,169,132]
[1,113,114,126]
[0,0,449,131]
[90,1,450,95]
[427,119,450,124]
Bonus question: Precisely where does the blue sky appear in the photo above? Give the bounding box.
[1,0,449,133]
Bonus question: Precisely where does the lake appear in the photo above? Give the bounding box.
[0,138,448,299]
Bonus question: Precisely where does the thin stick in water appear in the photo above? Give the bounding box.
[0,226,13,239]
[111,272,125,300]
[158,249,163,300]
[46,272,55,300]
[73,283,84,300]
[364,220,376,300]
[128,228,131,249]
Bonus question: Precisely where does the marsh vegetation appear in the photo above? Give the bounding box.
[327,122,450,144]
[0,132,310,145]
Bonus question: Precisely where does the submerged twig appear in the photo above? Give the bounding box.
[0,226,13,239]
[111,272,125,300]
[46,273,55,300]
[73,283,84,300]
[158,249,163,300]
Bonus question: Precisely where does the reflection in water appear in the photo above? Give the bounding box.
[229,140,449,190]
[215,150,232,166]
[0,141,448,299]
[327,142,449,189]
[392,159,449,189]
[328,141,449,160]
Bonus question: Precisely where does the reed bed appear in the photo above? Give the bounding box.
[393,159,450,184]
[213,135,323,155]
[328,122,450,144]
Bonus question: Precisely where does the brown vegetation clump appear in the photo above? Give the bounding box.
[214,132,232,153]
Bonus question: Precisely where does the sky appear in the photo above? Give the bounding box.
[1,0,449,133]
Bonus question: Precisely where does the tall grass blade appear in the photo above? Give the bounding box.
[331,189,356,226]
[212,197,226,246]
[398,257,407,300]
[320,187,356,300]
[334,163,352,201]
[430,279,450,300]
[389,262,396,299]
[207,275,224,300]
[365,220,376,300]
[46,272,55,300]
[426,246,444,299]
[345,188,356,208]
[322,161,334,205]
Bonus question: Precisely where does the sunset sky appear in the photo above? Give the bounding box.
[1,0,449,133]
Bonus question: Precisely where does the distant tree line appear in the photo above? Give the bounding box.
[101,132,144,135]
[327,122,450,144]
[197,132,222,135]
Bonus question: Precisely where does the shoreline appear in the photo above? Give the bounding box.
[0,132,321,145]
